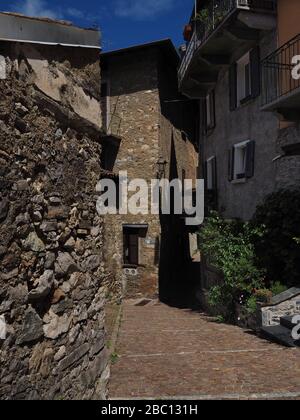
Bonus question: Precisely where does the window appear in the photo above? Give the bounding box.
[237,52,251,104]
[123,228,139,266]
[229,47,260,110]
[228,141,255,182]
[123,225,148,267]
[205,156,217,191]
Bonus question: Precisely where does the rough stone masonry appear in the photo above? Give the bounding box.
[0,22,111,399]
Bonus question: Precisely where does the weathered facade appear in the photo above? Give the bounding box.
[179,0,300,310]
[101,41,200,305]
[0,13,110,400]
[179,0,300,221]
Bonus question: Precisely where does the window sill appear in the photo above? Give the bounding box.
[123,264,147,269]
[123,264,138,269]
[231,178,247,184]
[237,96,255,109]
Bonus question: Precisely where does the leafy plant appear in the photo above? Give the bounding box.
[198,212,265,319]
[246,295,258,315]
[110,352,119,364]
[251,189,300,287]
[294,237,300,245]
[270,281,288,297]
[215,315,225,323]
[253,288,272,303]
[194,4,228,35]
[194,8,210,25]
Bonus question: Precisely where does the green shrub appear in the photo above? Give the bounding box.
[270,281,288,297]
[251,189,300,287]
[254,288,272,303]
[246,295,258,315]
[198,212,265,319]
[214,315,225,324]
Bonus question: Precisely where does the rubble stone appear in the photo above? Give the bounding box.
[28,270,54,302]
[17,307,44,345]
[24,232,45,253]
[43,311,72,340]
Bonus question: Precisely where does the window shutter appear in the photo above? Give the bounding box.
[201,98,207,135]
[228,147,235,181]
[129,233,139,266]
[250,46,261,99]
[212,156,217,190]
[229,63,237,111]
[210,90,216,129]
[204,160,208,190]
[245,141,255,178]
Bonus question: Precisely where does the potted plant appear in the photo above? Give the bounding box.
[183,24,193,42]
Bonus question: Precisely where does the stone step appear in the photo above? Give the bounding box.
[260,325,300,348]
[280,316,296,330]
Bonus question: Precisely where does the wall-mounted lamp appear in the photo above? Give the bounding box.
[156,157,167,179]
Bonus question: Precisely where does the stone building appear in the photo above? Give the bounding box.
[0,13,110,400]
[100,40,200,306]
[179,0,300,305]
[179,0,300,221]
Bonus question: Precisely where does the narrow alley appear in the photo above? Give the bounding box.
[109,301,300,400]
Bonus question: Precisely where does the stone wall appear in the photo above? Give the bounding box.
[0,41,110,400]
[261,289,300,326]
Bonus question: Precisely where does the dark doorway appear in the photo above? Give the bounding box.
[158,135,201,309]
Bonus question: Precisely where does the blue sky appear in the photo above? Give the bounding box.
[0,0,195,51]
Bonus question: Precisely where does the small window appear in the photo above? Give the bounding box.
[237,52,251,104]
[123,228,139,267]
[229,141,255,182]
[123,225,148,267]
[229,47,260,111]
[234,142,248,179]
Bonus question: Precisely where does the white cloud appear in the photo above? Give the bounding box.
[13,0,62,20]
[114,0,176,20]
[11,1,103,27]
[67,8,84,19]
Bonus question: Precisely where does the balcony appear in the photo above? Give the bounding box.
[261,34,300,121]
[179,0,277,98]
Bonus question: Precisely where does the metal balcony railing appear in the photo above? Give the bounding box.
[261,34,300,107]
[178,0,276,84]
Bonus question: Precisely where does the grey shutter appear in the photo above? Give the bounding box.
[202,97,207,135]
[245,141,255,178]
[204,160,208,190]
[212,156,217,190]
[228,147,235,181]
[229,63,237,111]
[210,90,216,129]
[250,46,261,99]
